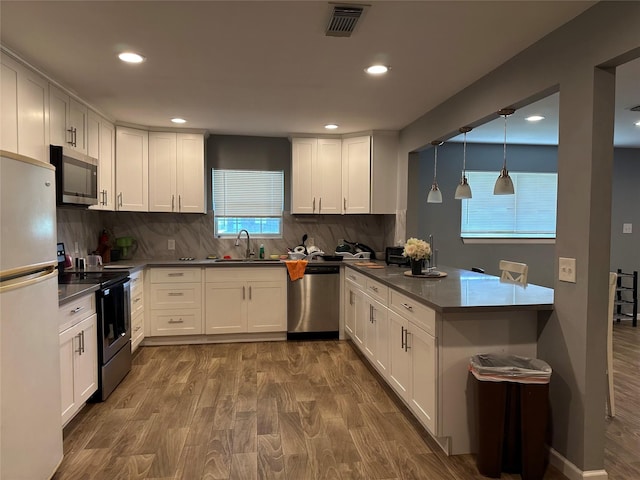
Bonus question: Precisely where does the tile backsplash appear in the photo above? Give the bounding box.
[57,208,396,261]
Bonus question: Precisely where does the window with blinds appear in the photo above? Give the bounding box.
[212,169,284,238]
[460,171,558,239]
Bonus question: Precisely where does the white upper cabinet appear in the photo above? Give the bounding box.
[149,132,205,213]
[291,137,342,214]
[291,133,398,215]
[49,84,87,154]
[116,126,148,211]
[88,111,116,211]
[0,53,49,163]
[342,136,371,214]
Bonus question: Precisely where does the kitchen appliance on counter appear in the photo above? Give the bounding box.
[339,239,377,259]
[287,264,340,339]
[385,246,410,266]
[1,152,63,479]
[50,144,98,206]
[116,236,138,260]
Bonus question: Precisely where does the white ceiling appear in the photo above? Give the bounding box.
[2,1,636,146]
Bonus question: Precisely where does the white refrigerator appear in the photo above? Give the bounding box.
[1,151,63,479]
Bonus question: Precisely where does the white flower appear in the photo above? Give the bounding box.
[402,238,431,260]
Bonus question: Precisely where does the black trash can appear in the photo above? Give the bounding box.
[470,353,552,480]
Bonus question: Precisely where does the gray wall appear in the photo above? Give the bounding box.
[407,143,558,286]
[398,2,640,472]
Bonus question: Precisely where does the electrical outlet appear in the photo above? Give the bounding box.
[623,223,632,234]
[168,239,175,250]
[559,257,576,283]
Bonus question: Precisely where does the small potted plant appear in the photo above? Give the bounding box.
[402,237,431,276]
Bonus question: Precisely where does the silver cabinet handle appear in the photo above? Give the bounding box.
[369,304,374,323]
[243,286,246,300]
[118,192,123,207]
[348,275,356,281]
[167,272,184,277]
[172,194,175,211]
[133,297,142,303]
[134,325,141,332]
[70,306,84,314]
[319,197,322,212]
[81,330,85,354]
[401,303,413,312]
[179,195,182,211]
[344,197,347,211]
[75,332,82,354]
[104,190,108,206]
[167,292,184,297]
[249,286,252,300]
[73,127,78,147]
[401,325,406,349]
[370,286,379,293]
[349,291,354,305]
[312,197,316,213]
[405,331,411,351]
[168,318,184,324]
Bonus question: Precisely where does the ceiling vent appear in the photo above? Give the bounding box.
[326,4,366,37]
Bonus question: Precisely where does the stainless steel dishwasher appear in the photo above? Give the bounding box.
[287,264,340,339]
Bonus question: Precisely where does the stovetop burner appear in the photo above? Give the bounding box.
[58,271,129,288]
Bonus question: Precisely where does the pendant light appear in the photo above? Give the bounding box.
[454,126,472,199]
[427,140,443,203]
[494,108,515,195]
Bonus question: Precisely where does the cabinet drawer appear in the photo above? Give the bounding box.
[150,309,202,336]
[131,290,144,316]
[150,268,201,283]
[365,278,388,305]
[130,270,144,296]
[58,294,96,332]
[132,310,144,342]
[150,283,201,309]
[344,268,366,288]
[205,267,284,283]
[389,290,436,336]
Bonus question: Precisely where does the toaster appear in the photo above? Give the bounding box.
[385,246,410,266]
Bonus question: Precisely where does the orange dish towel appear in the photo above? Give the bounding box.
[285,260,308,281]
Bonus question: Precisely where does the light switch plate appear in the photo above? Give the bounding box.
[168,239,176,250]
[559,257,576,283]
[623,223,632,234]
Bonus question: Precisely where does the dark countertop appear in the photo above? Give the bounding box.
[58,283,100,306]
[345,263,554,313]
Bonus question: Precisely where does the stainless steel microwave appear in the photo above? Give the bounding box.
[50,145,98,206]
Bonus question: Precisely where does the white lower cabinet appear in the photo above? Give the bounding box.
[344,267,439,435]
[130,269,145,351]
[149,268,202,336]
[58,293,98,426]
[205,268,286,334]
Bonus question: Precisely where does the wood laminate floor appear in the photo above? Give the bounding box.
[53,333,636,480]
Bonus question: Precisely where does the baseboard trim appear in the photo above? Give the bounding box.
[548,448,608,480]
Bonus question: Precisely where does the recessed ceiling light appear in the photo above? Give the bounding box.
[118,52,145,63]
[324,124,339,130]
[171,118,187,124]
[365,65,389,75]
[635,120,640,127]
[525,115,545,122]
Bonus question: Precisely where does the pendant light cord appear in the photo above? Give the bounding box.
[433,145,438,182]
[462,131,467,175]
[502,114,508,169]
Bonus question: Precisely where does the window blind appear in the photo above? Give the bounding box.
[212,169,284,217]
[461,171,557,238]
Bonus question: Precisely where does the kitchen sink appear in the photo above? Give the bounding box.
[214,258,281,263]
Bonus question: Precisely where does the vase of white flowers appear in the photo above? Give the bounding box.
[402,238,431,276]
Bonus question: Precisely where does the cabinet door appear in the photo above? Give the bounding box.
[69,98,87,154]
[99,120,116,210]
[291,138,316,214]
[75,314,98,405]
[373,299,389,377]
[87,110,100,160]
[116,126,148,211]
[205,282,247,334]
[176,133,205,213]
[0,54,19,154]
[59,322,79,424]
[247,281,286,332]
[342,136,371,214]
[388,310,410,401]
[409,322,437,434]
[49,84,69,148]
[149,131,177,212]
[352,288,366,349]
[363,298,376,360]
[315,138,342,214]
[344,283,357,336]
[18,64,49,162]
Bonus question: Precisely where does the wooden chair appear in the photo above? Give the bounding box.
[606,272,617,417]
[499,260,528,284]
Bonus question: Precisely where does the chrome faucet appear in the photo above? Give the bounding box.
[235,229,253,259]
